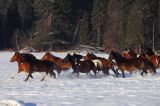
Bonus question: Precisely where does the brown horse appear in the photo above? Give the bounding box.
[19,60,57,81]
[83,53,97,61]
[122,50,137,59]
[145,48,160,68]
[41,52,72,74]
[108,51,155,78]
[138,53,156,75]
[73,60,98,77]
[83,53,118,77]
[10,52,37,79]
[10,52,57,81]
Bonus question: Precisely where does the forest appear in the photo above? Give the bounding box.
[0,0,160,52]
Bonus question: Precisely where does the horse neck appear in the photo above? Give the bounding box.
[147,49,155,56]
[52,55,60,61]
[112,52,126,63]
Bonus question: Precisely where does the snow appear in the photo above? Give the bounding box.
[0,51,160,106]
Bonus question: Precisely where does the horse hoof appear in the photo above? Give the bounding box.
[24,79,28,81]
[11,77,14,79]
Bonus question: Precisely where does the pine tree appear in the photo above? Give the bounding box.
[78,11,91,45]
[92,0,107,47]
[126,0,144,52]
[51,0,73,42]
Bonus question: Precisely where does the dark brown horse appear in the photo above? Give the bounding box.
[108,51,155,78]
[19,60,57,81]
[73,60,98,77]
[41,52,72,74]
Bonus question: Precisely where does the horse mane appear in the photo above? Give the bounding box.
[146,48,155,56]
[20,53,36,61]
[128,50,137,58]
[110,51,126,62]
[87,53,97,57]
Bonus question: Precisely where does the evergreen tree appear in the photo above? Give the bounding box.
[126,0,144,52]
[50,0,73,42]
[78,11,91,45]
[92,0,107,47]
[104,0,120,50]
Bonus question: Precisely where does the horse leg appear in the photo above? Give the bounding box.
[122,70,125,78]
[102,67,109,75]
[11,72,19,79]
[141,69,147,76]
[76,72,79,77]
[29,74,33,79]
[116,68,120,75]
[41,75,46,81]
[111,66,118,77]
[92,68,98,77]
[49,68,56,79]
[56,66,62,75]
[24,73,32,81]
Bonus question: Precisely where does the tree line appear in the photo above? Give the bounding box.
[0,0,160,52]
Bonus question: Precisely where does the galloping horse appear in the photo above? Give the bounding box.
[138,53,156,75]
[73,60,97,77]
[10,52,37,79]
[146,48,160,68]
[83,53,97,60]
[10,52,57,81]
[83,53,118,77]
[19,60,57,81]
[108,51,154,78]
[63,53,84,73]
[122,50,137,59]
[41,52,72,74]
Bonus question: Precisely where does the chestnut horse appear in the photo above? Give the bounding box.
[138,53,156,75]
[108,51,155,78]
[10,52,57,81]
[83,53,118,77]
[19,60,57,81]
[41,52,72,74]
[10,52,37,79]
[122,50,137,59]
[146,48,160,68]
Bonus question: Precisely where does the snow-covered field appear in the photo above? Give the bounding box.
[0,51,160,106]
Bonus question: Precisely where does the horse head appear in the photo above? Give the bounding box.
[41,52,53,61]
[10,52,22,62]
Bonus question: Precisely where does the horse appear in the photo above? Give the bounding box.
[121,50,137,59]
[41,52,72,74]
[10,52,58,81]
[83,53,97,61]
[83,53,118,77]
[145,48,160,68]
[108,51,155,78]
[63,53,84,72]
[73,60,98,77]
[10,52,37,79]
[19,60,57,81]
[138,53,156,75]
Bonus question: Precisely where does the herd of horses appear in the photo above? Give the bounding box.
[10,48,160,81]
